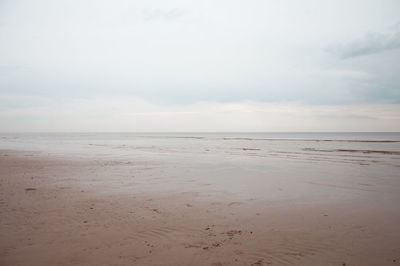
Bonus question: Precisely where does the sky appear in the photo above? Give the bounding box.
[0,0,400,132]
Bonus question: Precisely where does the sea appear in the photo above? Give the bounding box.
[1,132,399,204]
[0,132,399,161]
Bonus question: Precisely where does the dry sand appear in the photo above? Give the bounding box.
[1,150,400,266]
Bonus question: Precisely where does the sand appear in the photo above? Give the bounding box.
[1,149,400,266]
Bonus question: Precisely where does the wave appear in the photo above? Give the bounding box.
[137,135,400,143]
[303,148,400,155]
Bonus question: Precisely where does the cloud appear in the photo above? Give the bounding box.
[1,95,399,132]
[0,0,400,132]
[328,23,400,59]
[0,65,25,72]
[139,8,187,22]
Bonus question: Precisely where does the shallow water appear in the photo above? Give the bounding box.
[1,132,400,204]
[1,132,399,164]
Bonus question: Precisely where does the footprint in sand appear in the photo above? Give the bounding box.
[151,208,161,214]
[228,202,242,207]
[225,230,242,238]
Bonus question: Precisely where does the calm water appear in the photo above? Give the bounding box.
[0,132,400,159]
[1,132,400,203]
[1,132,399,169]
[1,132,400,157]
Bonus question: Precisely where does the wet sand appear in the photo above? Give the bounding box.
[1,150,400,266]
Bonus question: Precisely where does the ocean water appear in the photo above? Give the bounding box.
[0,132,399,163]
[1,132,400,204]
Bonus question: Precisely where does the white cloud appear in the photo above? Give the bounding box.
[0,0,399,131]
[1,95,399,132]
[327,23,400,58]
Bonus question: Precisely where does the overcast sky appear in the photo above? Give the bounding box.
[1,0,400,132]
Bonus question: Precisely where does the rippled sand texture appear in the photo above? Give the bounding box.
[1,133,400,265]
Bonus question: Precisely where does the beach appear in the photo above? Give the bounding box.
[3,0,400,264]
[1,133,400,265]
